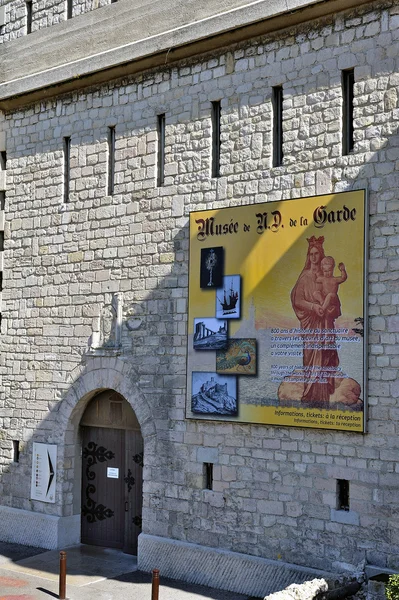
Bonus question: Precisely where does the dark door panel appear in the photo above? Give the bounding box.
[81,427,125,548]
[124,430,144,554]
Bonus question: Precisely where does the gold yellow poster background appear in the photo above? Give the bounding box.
[187,191,367,432]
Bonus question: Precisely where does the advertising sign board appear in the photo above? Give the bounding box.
[187,191,367,432]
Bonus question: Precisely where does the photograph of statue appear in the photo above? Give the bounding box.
[279,235,362,409]
[200,247,224,289]
[313,256,347,317]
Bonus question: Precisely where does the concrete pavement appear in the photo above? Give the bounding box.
[0,542,261,600]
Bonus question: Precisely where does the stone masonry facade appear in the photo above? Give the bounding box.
[0,0,115,43]
[0,0,399,575]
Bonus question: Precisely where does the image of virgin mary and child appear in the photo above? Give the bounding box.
[278,236,362,409]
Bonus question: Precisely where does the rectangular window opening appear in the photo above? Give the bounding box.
[157,113,165,187]
[0,151,6,171]
[337,479,350,511]
[108,126,115,196]
[63,136,71,203]
[0,272,3,292]
[211,101,221,178]
[204,462,213,490]
[66,0,73,19]
[272,86,283,167]
[0,231,4,252]
[13,440,20,463]
[0,152,5,212]
[26,0,32,34]
[342,69,354,155]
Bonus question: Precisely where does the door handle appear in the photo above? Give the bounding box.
[125,501,129,512]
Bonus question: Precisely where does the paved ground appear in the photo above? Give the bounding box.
[0,542,262,600]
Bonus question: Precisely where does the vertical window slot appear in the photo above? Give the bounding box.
[13,441,20,463]
[157,114,165,187]
[63,136,71,203]
[342,69,354,155]
[108,126,115,196]
[66,0,72,19]
[204,463,213,490]
[0,151,6,171]
[0,152,5,212]
[26,0,32,34]
[211,101,221,178]
[337,479,350,511]
[272,86,283,167]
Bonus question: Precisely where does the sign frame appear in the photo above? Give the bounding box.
[186,190,368,433]
[30,442,57,503]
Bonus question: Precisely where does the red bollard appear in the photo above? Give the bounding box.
[59,551,67,600]
[152,568,160,600]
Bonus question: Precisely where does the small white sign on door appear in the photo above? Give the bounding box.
[107,467,119,479]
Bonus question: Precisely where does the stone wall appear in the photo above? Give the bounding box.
[0,0,398,574]
[0,0,116,42]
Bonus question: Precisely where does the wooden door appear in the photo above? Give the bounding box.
[81,426,143,554]
[124,430,143,554]
[81,426,125,549]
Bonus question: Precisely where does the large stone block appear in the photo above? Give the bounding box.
[0,506,80,549]
[138,534,333,598]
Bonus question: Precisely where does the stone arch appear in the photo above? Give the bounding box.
[53,356,155,527]
[58,356,155,439]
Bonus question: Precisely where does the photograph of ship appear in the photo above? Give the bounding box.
[216,339,257,375]
[200,247,224,289]
[193,318,228,350]
[216,275,241,319]
[192,372,238,415]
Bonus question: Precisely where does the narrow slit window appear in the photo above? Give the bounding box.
[342,69,354,155]
[0,151,6,171]
[13,441,20,463]
[337,479,350,511]
[204,463,213,490]
[26,0,32,34]
[157,114,165,187]
[211,101,221,178]
[272,86,283,167]
[108,126,115,196]
[63,136,71,203]
[0,231,4,252]
[0,192,5,211]
[0,272,3,291]
[66,0,72,19]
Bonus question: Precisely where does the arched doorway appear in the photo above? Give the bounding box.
[80,390,143,554]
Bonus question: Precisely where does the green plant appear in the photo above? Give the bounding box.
[386,574,399,600]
